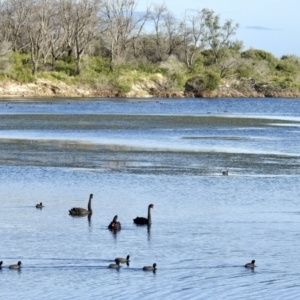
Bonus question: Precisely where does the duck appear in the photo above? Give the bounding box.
[143,263,157,271]
[69,194,93,216]
[0,261,3,268]
[133,204,154,225]
[36,202,44,208]
[9,261,22,269]
[108,259,121,268]
[222,170,228,176]
[108,215,121,230]
[245,260,256,268]
[115,255,130,264]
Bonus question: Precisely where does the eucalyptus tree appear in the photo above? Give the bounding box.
[203,8,239,64]
[100,0,149,70]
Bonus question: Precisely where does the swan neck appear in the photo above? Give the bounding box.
[147,206,152,223]
[88,196,93,213]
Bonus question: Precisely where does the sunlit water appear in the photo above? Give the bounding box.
[0,98,300,299]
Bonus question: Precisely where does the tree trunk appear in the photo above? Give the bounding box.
[32,60,38,76]
[75,52,82,75]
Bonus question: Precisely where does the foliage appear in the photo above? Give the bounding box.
[9,52,35,82]
[241,49,278,71]
[171,72,187,90]
[275,60,298,76]
[186,69,221,92]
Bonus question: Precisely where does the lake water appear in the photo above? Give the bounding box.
[0,97,300,299]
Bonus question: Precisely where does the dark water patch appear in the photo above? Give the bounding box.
[0,138,299,175]
[0,114,299,131]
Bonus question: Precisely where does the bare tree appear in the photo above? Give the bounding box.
[72,0,102,75]
[100,0,149,70]
[47,0,69,70]
[180,10,207,67]
[23,0,53,76]
[148,3,168,62]
[163,11,183,57]
[144,4,183,63]
[0,0,31,51]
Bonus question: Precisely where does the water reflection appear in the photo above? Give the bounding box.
[147,225,151,240]
[87,214,92,226]
[109,229,119,237]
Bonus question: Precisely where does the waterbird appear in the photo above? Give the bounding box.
[108,215,121,230]
[133,204,154,225]
[143,263,157,271]
[9,261,22,269]
[115,255,130,264]
[245,260,256,268]
[69,194,93,216]
[108,259,121,268]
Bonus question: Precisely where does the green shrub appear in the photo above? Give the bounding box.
[171,72,186,90]
[115,82,131,94]
[237,64,255,78]
[8,52,34,82]
[241,49,278,72]
[188,56,205,75]
[186,69,221,92]
[203,70,221,91]
[275,61,298,76]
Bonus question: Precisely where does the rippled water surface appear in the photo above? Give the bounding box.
[0,97,300,299]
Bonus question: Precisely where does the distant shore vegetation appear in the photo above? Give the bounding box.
[0,0,300,97]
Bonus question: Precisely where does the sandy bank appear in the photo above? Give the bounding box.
[0,79,299,99]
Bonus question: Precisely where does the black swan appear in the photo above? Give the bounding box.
[108,215,121,230]
[108,259,121,268]
[69,194,93,216]
[133,204,154,225]
[143,263,157,271]
[36,202,44,208]
[245,260,256,268]
[115,255,130,264]
[9,261,22,269]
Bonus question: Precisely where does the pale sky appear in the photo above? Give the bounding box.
[139,0,300,58]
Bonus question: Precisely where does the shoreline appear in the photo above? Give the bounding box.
[0,79,300,100]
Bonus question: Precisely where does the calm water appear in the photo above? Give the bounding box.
[0,98,300,299]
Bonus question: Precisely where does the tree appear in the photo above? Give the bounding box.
[100,0,149,70]
[0,40,12,72]
[180,9,207,67]
[57,0,102,75]
[203,9,239,63]
[46,0,69,70]
[24,0,52,76]
[0,0,31,52]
